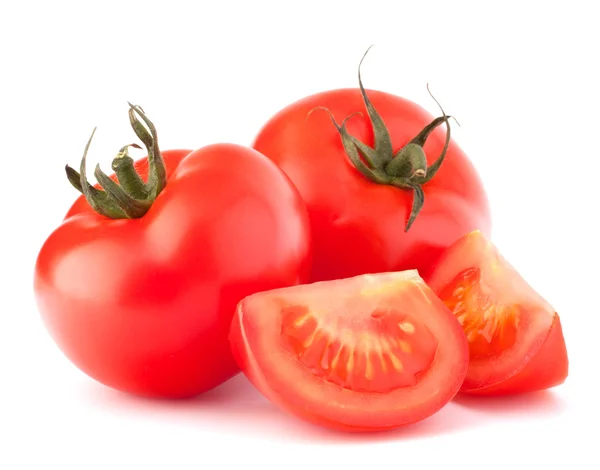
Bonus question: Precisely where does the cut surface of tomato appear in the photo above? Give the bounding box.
[426,230,568,395]
[229,271,469,432]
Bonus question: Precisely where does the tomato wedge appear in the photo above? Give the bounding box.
[426,230,569,395]
[229,271,468,432]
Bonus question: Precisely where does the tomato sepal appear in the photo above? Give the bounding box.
[65,104,168,219]
[311,48,459,231]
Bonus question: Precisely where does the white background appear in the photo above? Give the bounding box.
[1,1,598,469]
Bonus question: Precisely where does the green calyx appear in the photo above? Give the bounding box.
[65,104,167,219]
[317,47,456,232]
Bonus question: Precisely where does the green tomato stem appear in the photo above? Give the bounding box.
[65,105,168,219]
[311,47,454,232]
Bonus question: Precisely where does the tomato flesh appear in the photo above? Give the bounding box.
[426,230,568,395]
[438,267,519,358]
[280,302,438,392]
[230,271,469,432]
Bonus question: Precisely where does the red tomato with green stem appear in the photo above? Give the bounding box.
[427,230,568,395]
[253,49,491,282]
[34,104,312,398]
[229,270,469,432]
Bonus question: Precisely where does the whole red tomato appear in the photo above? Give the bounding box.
[253,52,491,282]
[34,104,312,398]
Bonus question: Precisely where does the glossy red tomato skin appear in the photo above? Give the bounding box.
[465,314,568,395]
[34,144,312,398]
[253,88,491,282]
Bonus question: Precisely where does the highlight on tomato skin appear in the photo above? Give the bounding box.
[229,270,469,432]
[426,230,569,396]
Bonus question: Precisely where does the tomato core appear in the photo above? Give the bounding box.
[279,304,438,393]
[437,267,519,359]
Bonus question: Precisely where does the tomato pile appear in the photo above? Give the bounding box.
[34,51,568,432]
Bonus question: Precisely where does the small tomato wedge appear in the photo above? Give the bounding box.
[426,230,569,395]
[229,271,468,432]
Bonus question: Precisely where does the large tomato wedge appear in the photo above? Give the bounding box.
[426,230,569,395]
[229,270,468,432]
